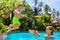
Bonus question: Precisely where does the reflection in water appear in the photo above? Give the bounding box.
[45,36,54,40]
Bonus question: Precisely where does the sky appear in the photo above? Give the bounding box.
[22,0,60,13]
[21,0,60,18]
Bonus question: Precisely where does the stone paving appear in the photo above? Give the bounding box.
[0,33,7,40]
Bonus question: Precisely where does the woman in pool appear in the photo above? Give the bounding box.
[29,25,54,39]
[45,26,54,40]
[7,4,24,33]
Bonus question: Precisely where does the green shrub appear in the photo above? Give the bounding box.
[0,23,8,33]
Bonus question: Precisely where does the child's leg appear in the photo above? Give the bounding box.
[13,24,19,29]
[7,24,19,33]
[7,24,13,33]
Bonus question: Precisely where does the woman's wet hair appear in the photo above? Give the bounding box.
[47,25,54,35]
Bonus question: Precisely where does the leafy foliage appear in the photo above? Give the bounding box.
[0,0,60,33]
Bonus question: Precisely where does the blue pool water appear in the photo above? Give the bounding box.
[5,32,60,40]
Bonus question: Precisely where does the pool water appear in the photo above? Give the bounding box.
[5,32,60,40]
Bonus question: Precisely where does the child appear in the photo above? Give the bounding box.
[7,4,24,33]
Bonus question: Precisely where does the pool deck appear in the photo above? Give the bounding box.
[0,33,3,40]
[0,33,7,40]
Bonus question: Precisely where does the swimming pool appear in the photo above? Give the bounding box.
[5,31,60,40]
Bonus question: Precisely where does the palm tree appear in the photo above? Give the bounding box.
[44,4,51,14]
[22,0,33,16]
[38,2,43,14]
[56,11,60,19]
[51,8,57,18]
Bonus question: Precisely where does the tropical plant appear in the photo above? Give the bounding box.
[44,4,51,14]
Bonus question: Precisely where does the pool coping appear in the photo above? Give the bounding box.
[0,33,7,40]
